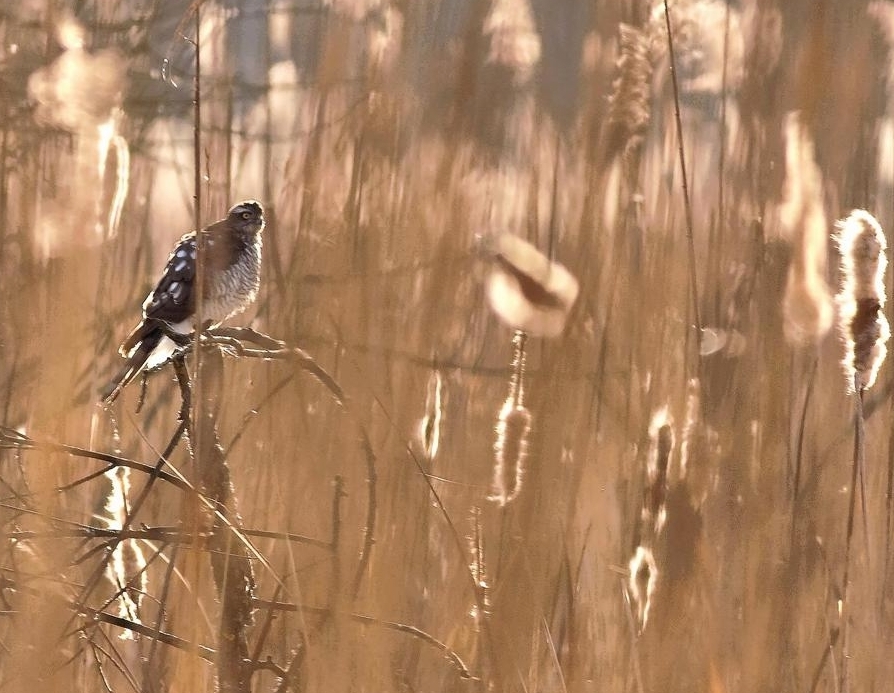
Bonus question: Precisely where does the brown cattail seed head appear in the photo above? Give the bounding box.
[489,398,532,506]
[644,409,674,536]
[628,545,658,631]
[836,210,889,392]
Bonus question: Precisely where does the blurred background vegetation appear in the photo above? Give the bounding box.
[0,0,893,691]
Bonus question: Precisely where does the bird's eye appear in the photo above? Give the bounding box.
[241,211,252,220]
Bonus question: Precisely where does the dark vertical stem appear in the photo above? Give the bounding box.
[347,134,365,268]
[547,131,561,260]
[193,2,202,224]
[840,380,865,693]
[885,400,894,600]
[189,347,256,693]
[717,0,729,233]
[662,0,701,338]
[511,331,527,407]
[192,0,205,463]
[145,541,182,692]
[790,355,818,547]
[225,77,233,206]
[350,433,377,600]
[331,474,345,603]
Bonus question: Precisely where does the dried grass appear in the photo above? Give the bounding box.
[0,1,892,692]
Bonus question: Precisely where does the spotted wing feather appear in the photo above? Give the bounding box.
[143,233,198,323]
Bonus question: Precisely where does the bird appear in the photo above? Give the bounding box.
[101,200,265,404]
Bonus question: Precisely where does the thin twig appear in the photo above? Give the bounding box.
[620,578,646,693]
[253,599,476,680]
[350,433,377,599]
[271,648,305,693]
[77,603,216,661]
[791,355,819,547]
[662,0,701,336]
[0,427,188,493]
[839,378,865,693]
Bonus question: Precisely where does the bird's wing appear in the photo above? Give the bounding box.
[142,232,198,324]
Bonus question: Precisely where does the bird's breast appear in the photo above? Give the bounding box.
[201,239,262,322]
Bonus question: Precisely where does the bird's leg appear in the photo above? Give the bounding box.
[136,373,149,414]
[213,326,285,350]
[172,355,191,423]
[205,335,246,358]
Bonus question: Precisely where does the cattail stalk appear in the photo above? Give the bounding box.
[834,209,888,693]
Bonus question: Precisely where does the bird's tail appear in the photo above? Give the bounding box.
[100,329,163,404]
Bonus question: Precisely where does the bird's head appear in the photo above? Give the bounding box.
[228,200,265,235]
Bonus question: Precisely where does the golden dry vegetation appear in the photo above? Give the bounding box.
[0,1,893,691]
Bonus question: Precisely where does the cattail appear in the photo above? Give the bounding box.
[644,408,674,536]
[779,112,833,345]
[628,408,676,631]
[96,116,130,240]
[628,545,658,631]
[485,233,580,338]
[489,331,532,506]
[835,210,889,392]
[418,369,445,460]
[483,0,541,80]
[104,467,148,636]
[467,508,490,622]
[489,398,532,506]
[649,0,744,96]
[605,23,654,163]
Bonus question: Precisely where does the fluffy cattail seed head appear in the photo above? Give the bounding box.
[836,210,889,392]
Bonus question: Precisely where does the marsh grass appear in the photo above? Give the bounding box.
[0,1,893,692]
